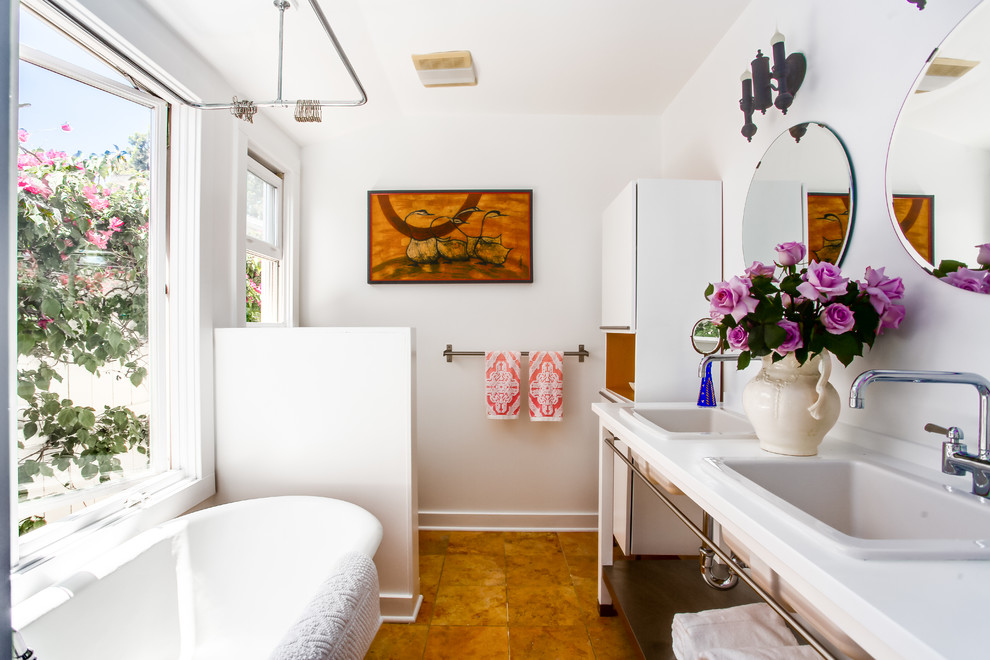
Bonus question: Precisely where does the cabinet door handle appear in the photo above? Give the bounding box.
[600,325,631,330]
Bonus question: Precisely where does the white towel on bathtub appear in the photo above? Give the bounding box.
[268,551,381,660]
[672,603,799,660]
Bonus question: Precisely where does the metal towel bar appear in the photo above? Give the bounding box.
[443,344,589,363]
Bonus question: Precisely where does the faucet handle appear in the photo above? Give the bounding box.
[925,423,964,442]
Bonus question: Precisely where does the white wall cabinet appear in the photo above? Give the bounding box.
[601,179,721,556]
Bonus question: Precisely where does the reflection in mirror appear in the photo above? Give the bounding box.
[691,318,722,355]
[888,2,990,293]
[742,122,854,268]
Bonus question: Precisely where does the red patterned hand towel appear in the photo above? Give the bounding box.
[529,351,563,421]
[486,351,521,419]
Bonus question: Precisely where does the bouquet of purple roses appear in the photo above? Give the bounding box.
[704,242,906,369]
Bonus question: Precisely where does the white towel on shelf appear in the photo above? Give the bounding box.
[672,603,799,660]
[699,646,822,660]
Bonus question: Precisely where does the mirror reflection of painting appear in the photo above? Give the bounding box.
[887,1,990,292]
[742,122,853,268]
[368,190,533,283]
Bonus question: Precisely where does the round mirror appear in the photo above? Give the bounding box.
[887,3,990,293]
[742,122,854,268]
[690,318,722,355]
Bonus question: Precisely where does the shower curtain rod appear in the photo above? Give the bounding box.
[194,0,368,112]
[36,0,366,115]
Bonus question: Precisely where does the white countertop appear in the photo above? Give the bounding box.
[593,401,989,660]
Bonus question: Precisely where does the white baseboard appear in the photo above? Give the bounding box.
[380,594,422,623]
[418,510,597,531]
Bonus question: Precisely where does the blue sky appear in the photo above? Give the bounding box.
[18,10,152,158]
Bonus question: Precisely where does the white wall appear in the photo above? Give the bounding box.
[300,114,663,527]
[659,0,988,455]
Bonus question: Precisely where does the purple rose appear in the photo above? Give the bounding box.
[863,266,905,313]
[708,276,759,322]
[745,261,776,278]
[775,242,807,267]
[977,243,990,267]
[796,261,849,302]
[944,268,988,293]
[821,303,855,334]
[775,320,803,354]
[726,325,749,351]
[879,304,905,334]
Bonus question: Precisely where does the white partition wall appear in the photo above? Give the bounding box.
[213,327,418,620]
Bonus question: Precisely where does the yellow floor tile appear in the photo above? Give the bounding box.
[505,552,572,587]
[423,626,509,660]
[558,532,598,559]
[366,623,429,659]
[420,554,445,595]
[507,585,584,627]
[432,584,508,626]
[439,553,506,587]
[564,555,598,580]
[447,530,506,555]
[419,530,450,556]
[586,616,642,660]
[508,626,596,659]
[504,531,563,557]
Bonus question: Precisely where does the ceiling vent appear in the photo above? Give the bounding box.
[915,56,979,93]
[411,51,477,87]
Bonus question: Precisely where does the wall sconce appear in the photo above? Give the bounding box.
[739,31,806,141]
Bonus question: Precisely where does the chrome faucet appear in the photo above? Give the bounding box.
[849,369,990,497]
[698,353,740,378]
[697,353,740,408]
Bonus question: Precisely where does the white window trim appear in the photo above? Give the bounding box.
[11,3,214,608]
[242,144,297,328]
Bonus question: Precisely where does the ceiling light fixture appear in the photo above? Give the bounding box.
[411,51,477,87]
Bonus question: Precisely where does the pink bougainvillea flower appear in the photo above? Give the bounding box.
[37,316,53,330]
[108,217,124,233]
[18,176,52,199]
[85,229,109,249]
[17,153,41,169]
[775,319,803,354]
[796,261,849,302]
[82,185,110,211]
[774,241,806,267]
[17,128,28,143]
[60,122,72,132]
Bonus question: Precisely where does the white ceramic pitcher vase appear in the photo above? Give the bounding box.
[742,351,840,456]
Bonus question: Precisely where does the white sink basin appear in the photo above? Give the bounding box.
[620,404,756,438]
[707,456,990,559]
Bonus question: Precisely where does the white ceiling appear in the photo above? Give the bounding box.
[139,0,751,143]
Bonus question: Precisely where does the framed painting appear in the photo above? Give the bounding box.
[806,192,850,265]
[892,194,934,265]
[368,189,533,283]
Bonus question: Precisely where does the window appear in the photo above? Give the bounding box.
[12,3,211,585]
[245,157,284,324]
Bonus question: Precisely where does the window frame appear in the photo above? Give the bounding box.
[244,154,286,326]
[11,2,214,606]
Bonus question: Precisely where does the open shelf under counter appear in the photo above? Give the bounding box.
[602,557,763,660]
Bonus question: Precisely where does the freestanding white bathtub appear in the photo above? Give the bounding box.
[14,496,384,660]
